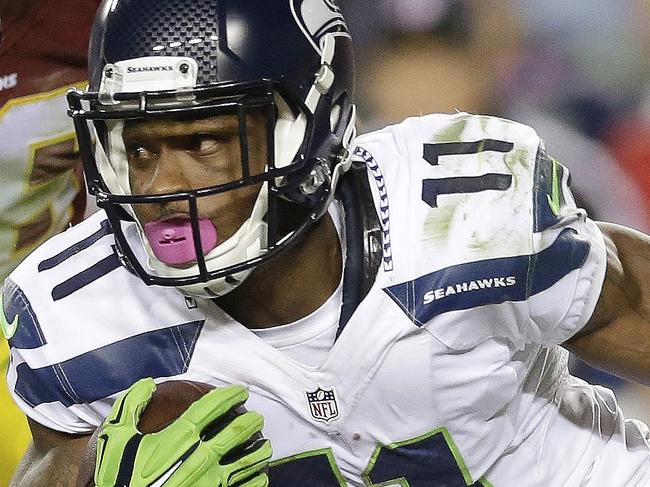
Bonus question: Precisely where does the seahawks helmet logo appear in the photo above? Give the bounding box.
[291,0,350,54]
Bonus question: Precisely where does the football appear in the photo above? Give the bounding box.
[75,380,215,487]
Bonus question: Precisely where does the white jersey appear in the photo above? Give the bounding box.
[4,113,650,486]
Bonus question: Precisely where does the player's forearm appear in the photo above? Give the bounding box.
[566,312,650,385]
[565,222,650,385]
[11,419,92,487]
[10,441,84,487]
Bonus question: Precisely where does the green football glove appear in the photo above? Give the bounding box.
[94,378,272,487]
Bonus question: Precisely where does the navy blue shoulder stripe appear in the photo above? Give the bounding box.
[52,253,121,301]
[14,320,204,408]
[39,219,113,272]
[384,228,590,326]
[3,281,47,350]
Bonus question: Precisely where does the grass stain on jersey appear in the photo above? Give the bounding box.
[423,205,457,250]
[433,117,468,144]
[467,235,498,254]
[501,147,531,194]
[507,146,532,171]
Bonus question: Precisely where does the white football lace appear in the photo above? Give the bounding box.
[148,459,183,487]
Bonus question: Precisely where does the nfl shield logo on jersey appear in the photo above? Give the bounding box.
[306,387,339,423]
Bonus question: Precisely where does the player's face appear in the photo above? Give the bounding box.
[122,111,268,246]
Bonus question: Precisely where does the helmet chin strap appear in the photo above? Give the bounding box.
[138,183,270,298]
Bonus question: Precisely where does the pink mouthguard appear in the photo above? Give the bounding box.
[144,218,218,265]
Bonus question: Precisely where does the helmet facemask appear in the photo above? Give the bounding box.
[68,45,355,297]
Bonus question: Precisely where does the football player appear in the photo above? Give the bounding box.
[5,0,650,486]
[0,0,99,483]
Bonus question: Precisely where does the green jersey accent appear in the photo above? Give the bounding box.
[0,292,18,340]
[270,427,494,486]
[270,448,347,486]
[362,427,493,487]
[547,158,562,217]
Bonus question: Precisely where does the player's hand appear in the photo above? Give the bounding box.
[94,378,272,487]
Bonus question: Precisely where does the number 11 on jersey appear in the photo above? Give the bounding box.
[269,428,493,486]
[421,140,514,208]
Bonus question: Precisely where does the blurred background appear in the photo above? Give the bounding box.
[2,1,650,484]
[340,0,650,423]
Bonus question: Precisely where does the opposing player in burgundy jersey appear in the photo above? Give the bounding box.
[0,0,100,277]
[5,1,650,486]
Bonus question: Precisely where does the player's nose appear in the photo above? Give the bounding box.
[145,147,195,196]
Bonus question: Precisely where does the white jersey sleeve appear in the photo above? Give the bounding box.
[2,212,117,433]
[356,112,607,349]
[2,211,206,434]
[526,145,607,345]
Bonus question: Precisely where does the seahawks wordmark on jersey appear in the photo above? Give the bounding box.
[4,114,649,486]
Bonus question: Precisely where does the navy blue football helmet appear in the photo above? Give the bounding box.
[68,0,357,297]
